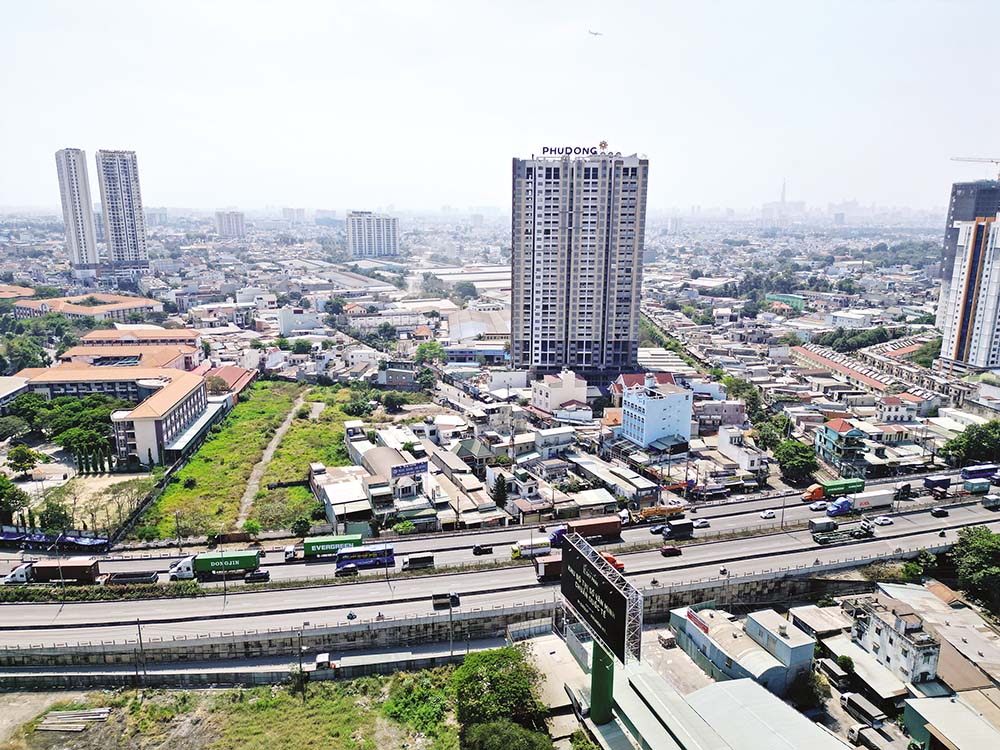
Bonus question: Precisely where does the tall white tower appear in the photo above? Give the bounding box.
[346,211,399,257]
[95,149,149,277]
[54,148,100,278]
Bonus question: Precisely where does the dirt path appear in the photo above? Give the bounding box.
[236,391,309,525]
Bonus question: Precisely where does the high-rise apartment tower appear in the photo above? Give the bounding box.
[510,150,648,376]
[95,150,149,277]
[54,148,100,278]
[346,211,399,257]
[215,210,246,238]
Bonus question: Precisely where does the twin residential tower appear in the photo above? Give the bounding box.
[510,148,649,378]
[55,148,149,280]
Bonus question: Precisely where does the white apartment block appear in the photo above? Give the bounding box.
[531,368,588,413]
[847,595,940,685]
[511,150,648,375]
[54,148,100,278]
[347,211,399,257]
[937,214,1000,374]
[619,374,692,449]
[214,210,246,238]
[95,149,149,277]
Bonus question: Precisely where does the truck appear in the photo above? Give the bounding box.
[808,518,838,533]
[167,550,261,581]
[638,504,687,522]
[401,554,435,571]
[663,519,694,539]
[812,519,875,545]
[826,488,894,517]
[847,724,895,750]
[549,516,622,548]
[534,553,562,582]
[2,557,101,585]
[104,570,159,585]
[984,494,1000,510]
[964,478,991,494]
[924,474,952,492]
[303,534,363,559]
[801,478,866,502]
[840,693,887,729]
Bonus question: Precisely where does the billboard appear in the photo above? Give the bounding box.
[391,461,428,479]
[561,540,628,663]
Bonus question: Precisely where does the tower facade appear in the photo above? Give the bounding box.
[346,211,399,257]
[54,148,99,278]
[95,150,149,277]
[510,150,648,376]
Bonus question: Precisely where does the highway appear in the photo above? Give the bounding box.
[1,502,995,647]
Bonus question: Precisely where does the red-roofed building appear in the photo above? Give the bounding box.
[609,372,676,406]
[814,418,867,478]
[204,365,258,400]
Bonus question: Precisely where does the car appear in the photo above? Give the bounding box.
[472,544,494,556]
[334,564,359,577]
[810,501,828,511]
[759,509,776,519]
[873,516,893,526]
[692,518,710,529]
[660,545,683,557]
[930,507,949,518]
[650,524,666,535]
[244,569,270,583]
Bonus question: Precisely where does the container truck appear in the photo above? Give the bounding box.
[813,519,875,545]
[549,516,622,548]
[826,488,893,517]
[984,494,1000,510]
[303,534,363,559]
[534,553,563,582]
[923,475,952,492]
[964,478,991,494]
[167,550,261,581]
[808,519,838,533]
[104,570,159,585]
[801,478,865,502]
[663,519,694,539]
[840,693,887,729]
[638,504,687,522]
[2,557,101,585]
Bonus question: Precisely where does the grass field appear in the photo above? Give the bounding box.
[7,673,459,750]
[248,386,355,530]
[135,381,302,539]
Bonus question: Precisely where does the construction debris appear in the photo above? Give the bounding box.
[37,708,110,732]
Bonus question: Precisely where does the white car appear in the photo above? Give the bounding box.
[809,501,828,512]
[873,516,893,526]
[692,518,710,529]
[759,509,776,519]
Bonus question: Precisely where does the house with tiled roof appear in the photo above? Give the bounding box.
[609,371,676,406]
[814,418,867,478]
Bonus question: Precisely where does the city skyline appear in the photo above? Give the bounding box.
[4,2,1000,213]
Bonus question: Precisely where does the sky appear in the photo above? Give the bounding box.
[3,0,1000,214]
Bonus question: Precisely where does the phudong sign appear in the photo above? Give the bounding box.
[561,539,628,662]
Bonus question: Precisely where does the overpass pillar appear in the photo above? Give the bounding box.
[590,642,615,724]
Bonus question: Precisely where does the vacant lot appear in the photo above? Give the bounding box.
[3,673,458,750]
[135,381,302,539]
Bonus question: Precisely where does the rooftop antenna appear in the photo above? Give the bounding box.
[951,156,1000,180]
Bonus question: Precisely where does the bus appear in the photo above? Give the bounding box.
[510,539,551,560]
[961,464,999,480]
[335,544,395,570]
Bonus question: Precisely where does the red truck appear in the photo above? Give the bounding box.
[549,516,623,548]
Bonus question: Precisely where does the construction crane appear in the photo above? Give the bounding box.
[951,156,1000,180]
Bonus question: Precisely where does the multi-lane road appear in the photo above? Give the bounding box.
[1,501,996,648]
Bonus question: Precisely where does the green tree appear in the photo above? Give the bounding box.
[464,720,552,750]
[414,341,446,364]
[788,671,831,709]
[951,526,1000,610]
[0,475,30,522]
[417,367,437,391]
[452,646,546,732]
[5,337,49,371]
[242,519,261,537]
[54,427,106,456]
[326,296,346,315]
[274,337,292,351]
[0,415,28,441]
[205,375,229,395]
[7,444,41,475]
[291,517,311,537]
[8,392,47,431]
[201,340,212,359]
[755,423,781,452]
[382,392,405,412]
[376,322,397,341]
[772,440,818,483]
[293,339,313,355]
[941,420,1000,466]
[452,281,479,301]
[38,498,72,530]
[492,474,509,506]
[392,520,416,535]
[836,655,855,674]
[721,376,766,423]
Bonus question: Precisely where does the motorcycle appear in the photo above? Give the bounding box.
[719,566,728,576]
[347,611,357,621]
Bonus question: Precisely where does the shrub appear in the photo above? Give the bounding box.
[291,517,311,537]
[183,477,197,489]
[242,519,261,537]
[392,520,416,535]
[464,720,552,750]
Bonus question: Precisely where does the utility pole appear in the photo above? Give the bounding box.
[448,598,454,658]
[298,629,306,703]
[174,511,182,555]
[136,618,147,684]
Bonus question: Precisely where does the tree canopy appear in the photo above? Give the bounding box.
[951,526,1000,611]
[773,440,818,483]
[452,646,546,733]
[941,420,1000,466]
[414,341,446,364]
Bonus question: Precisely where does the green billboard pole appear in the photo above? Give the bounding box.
[591,641,615,725]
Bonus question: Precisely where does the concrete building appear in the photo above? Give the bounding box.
[80,328,202,350]
[814,418,868,478]
[214,210,246,238]
[277,305,323,336]
[346,211,399,257]
[14,294,163,322]
[937,213,1000,374]
[619,373,692,449]
[844,594,940,686]
[904,695,1000,750]
[530,368,587,413]
[95,149,149,277]
[54,148,100,278]
[510,150,648,376]
[717,425,767,475]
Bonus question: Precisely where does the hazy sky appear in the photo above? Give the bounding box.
[3,0,999,213]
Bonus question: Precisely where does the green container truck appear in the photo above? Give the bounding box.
[303,534,364,559]
[168,550,261,581]
[802,477,865,502]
